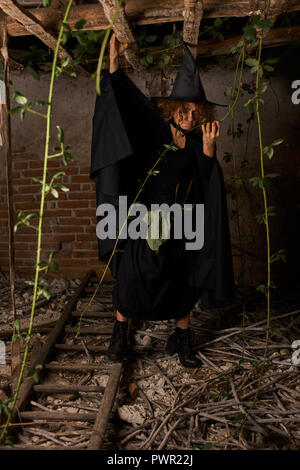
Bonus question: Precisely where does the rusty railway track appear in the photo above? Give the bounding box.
[0,269,136,450]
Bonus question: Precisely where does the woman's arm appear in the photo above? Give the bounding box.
[109,33,129,73]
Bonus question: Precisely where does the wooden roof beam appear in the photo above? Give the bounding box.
[98,0,145,72]
[183,0,204,59]
[5,1,300,37]
[6,24,300,67]
[0,0,72,60]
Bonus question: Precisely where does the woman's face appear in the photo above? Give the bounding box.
[172,102,197,130]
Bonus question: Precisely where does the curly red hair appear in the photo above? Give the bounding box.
[155,99,216,135]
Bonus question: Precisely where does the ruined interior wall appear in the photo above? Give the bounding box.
[0,62,299,291]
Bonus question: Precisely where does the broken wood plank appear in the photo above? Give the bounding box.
[72,311,114,318]
[54,344,107,352]
[88,362,123,449]
[0,323,56,339]
[19,411,96,421]
[64,326,113,335]
[10,270,95,424]
[44,363,111,371]
[33,384,105,393]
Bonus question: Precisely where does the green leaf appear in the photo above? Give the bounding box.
[53,171,66,180]
[54,183,69,192]
[24,213,38,222]
[26,65,40,81]
[42,0,51,6]
[32,177,43,184]
[201,443,213,450]
[8,106,23,115]
[263,64,274,72]
[61,57,70,68]
[245,58,258,67]
[266,57,280,64]
[260,81,268,94]
[243,25,256,42]
[57,126,64,143]
[272,138,284,146]
[224,86,232,97]
[50,188,59,198]
[20,108,26,120]
[75,19,86,30]
[62,22,72,33]
[32,100,49,106]
[13,91,27,105]
[13,221,22,233]
[265,173,279,179]
[258,18,272,30]
[145,35,158,43]
[146,54,153,64]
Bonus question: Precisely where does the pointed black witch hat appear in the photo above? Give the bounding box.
[150,40,227,107]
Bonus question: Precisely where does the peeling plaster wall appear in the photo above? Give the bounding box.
[0,62,299,292]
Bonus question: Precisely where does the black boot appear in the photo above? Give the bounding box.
[106,319,128,362]
[165,327,202,368]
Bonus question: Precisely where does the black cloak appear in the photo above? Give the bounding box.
[90,67,236,318]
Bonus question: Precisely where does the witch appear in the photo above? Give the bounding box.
[90,34,236,368]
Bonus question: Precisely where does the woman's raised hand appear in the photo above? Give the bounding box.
[109,33,130,72]
[201,120,220,157]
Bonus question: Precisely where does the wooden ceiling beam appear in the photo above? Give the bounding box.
[98,0,145,72]
[0,0,72,59]
[6,24,300,68]
[183,0,204,59]
[5,1,300,37]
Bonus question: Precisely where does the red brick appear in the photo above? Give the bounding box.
[76,234,95,241]
[47,160,61,168]
[58,259,88,266]
[54,226,85,233]
[79,166,91,175]
[65,167,79,175]
[15,251,35,258]
[72,250,97,258]
[14,162,28,170]
[67,192,95,200]
[16,186,39,194]
[85,225,97,233]
[64,184,81,191]
[15,203,40,211]
[72,241,92,249]
[29,161,43,169]
[59,200,87,208]
[42,234,75,242]
[43,209,72,217]
[74,209,96,217]
[13,195,35,203]
[59,217,91,225]
[71,175,91,183]
[22,169,43,178]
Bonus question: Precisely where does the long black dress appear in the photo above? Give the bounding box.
[90,68,236,319]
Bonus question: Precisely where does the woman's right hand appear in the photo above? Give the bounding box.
[109,33,130,72]
[109,33,130,58]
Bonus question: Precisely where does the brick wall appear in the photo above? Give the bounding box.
[0,148,107,279]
